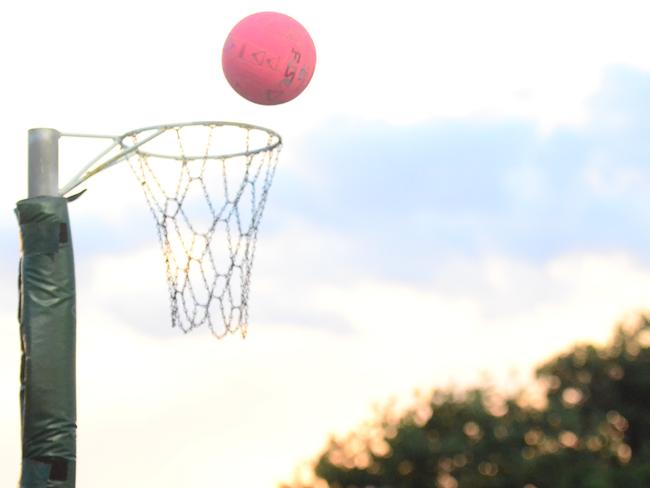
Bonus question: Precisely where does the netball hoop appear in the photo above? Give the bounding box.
[62,121,282,337]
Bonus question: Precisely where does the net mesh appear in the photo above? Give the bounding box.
[121,122,281,338]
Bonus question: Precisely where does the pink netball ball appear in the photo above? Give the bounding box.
[222,12,317,105]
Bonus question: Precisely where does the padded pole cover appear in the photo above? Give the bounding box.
[16,196,76,488]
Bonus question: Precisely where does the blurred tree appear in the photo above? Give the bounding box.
[281,316,650,488]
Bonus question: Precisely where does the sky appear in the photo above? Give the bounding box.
[1,0,650,486]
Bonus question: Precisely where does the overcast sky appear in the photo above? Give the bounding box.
[2,1,650,487]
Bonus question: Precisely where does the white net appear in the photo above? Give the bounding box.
[121,122,281,338]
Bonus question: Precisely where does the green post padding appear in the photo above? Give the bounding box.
[20,459,52,488]
[16,197,76,488]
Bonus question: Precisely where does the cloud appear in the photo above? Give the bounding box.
[3,249,650,488]
[65,67,650,341]
[267,66,650,285]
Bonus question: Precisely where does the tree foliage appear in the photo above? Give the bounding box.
[282,316,650,488]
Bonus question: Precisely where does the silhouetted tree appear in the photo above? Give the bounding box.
[282,316,650,488]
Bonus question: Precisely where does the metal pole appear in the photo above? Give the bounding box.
[28,128,59,197]
[19,128,77,487]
